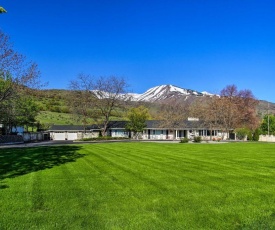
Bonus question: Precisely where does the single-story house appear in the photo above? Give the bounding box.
[49,119,231,141]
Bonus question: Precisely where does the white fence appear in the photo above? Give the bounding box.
[259,135,275,142]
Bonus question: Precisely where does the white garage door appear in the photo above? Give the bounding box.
[67,132,78,140]
[54,132,66,140]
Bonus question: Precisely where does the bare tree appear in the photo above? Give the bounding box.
[68,74,95,129]
[191,96,224,139]
[68,74,128,136]
[91,76,128,136]
[0,31,44,101]
[220,85,259,131]
[235,89,259,130]
[194,85,259,139]
[158,97,193,128]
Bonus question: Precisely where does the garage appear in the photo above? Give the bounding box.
[49,125,100,141]
[67,132,78,140]
[53,132,66,140]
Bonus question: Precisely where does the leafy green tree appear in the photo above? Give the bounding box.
[0,96,39,133]
[16,97,39,128]
[0,30,44,132]
[0,6,7,13]
[260,114,275,135]
[126,106,150,139]
[0,73,13,103]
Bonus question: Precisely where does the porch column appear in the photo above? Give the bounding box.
[175,130,178,139]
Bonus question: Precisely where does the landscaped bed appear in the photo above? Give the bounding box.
[1,142,275,229]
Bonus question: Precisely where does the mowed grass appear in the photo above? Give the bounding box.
[1,142,275,229]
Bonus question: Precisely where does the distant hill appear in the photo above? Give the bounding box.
[258,100,275,116]
[32,85,275,125]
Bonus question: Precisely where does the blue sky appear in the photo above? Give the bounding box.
[1,0,275,102]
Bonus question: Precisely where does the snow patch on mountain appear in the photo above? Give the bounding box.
[134,84,205,102]
[92,84,215,102]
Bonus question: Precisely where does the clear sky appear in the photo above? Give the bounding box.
[1,0,275,102]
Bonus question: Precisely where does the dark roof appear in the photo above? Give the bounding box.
[49,120,216,131]
[49,124,100,131]
[107,121,128,129]
[145,120,206,129]
[104,120,207,129]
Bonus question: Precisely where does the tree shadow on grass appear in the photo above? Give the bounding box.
[0,145,85,189]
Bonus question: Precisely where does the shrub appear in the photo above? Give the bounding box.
[253,128,260,141]
[247,131,253,141]
[235,128,250,141]
[180,137,189,143]
[193,136,202,143]
[60,106,70,113]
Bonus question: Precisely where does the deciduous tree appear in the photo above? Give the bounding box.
[92,76,128,136]
[68,73,95,129]
[126,105,150,139]
[0,30,44,130]
[195,85,259,139]
[219,85,259,131]
[158,97,193,128]
[69,74,128,135]
[261,114,275,135]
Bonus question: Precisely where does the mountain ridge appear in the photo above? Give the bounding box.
[125,84,215,102]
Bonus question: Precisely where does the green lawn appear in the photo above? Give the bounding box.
[1,142,275,229]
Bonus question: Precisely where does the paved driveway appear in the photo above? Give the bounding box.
[0,140,74,149]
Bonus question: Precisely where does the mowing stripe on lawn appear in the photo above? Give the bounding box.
[1,142,275,229]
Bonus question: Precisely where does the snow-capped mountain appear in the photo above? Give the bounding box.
[92,84,215,102]
[130,85,214,102]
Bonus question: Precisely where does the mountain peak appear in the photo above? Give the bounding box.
[93,84,214,102]
[134,84,204,102]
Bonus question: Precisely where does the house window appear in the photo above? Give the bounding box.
[153,130,155,135]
